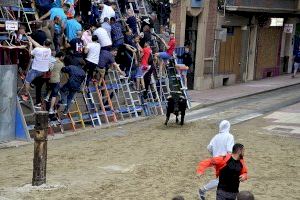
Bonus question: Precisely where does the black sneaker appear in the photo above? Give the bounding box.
[198,189,206,200]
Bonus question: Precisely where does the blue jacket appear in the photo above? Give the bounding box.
[111,22,124,42]
[62,65,85,91]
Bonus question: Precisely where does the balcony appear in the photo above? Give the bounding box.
[219,0,299,13]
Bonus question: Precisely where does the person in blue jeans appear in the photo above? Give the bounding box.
[59,55,86,114]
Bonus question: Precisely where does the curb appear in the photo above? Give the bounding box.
[188,82,300,112]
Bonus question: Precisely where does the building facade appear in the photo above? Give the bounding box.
[170,0,300,90]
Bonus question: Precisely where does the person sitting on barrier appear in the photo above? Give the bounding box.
[48,51,65,114]
[96,48,126,84]
[84,35,101,87]
[155,32,176,76]
[21,37,52,102]
[136,42,151,91]
[59,54,86,114]
[175,45,192,90]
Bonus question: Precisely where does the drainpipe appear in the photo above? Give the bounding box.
[212,0,225,88]
[212,33,217,89]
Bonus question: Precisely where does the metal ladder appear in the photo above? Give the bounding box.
[122,78,143,118]
[107,69,138,120]
[133,0,148,16]
[106,70,125,121]
[145,74,164,115]
[81,91,102,127]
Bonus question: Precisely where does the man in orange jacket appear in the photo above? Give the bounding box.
[196,143,248,200]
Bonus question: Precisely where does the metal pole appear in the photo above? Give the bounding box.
[32,111,49,186]
[212,36,217,89]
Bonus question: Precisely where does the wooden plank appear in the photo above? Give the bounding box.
[233,27,242,80]
[219,41,226,73]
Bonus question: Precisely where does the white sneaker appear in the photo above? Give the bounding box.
[49,109,55,114]
[119,75,126,79]
[181,87,188,90]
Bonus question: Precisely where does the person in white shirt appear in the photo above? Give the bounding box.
[22,36,52,102]
[93,24,112,50]
[198,120,235,200]
[99,3,116,23]
[84,35,101,86]
[101,17,112,39]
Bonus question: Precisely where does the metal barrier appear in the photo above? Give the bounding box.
[0,65,17,142]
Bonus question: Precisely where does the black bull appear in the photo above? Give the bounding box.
[164,95,187,126]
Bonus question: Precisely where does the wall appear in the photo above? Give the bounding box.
[169,0,186,46]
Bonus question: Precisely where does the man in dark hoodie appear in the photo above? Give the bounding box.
[59,52,86,114]
[175,46,193,90]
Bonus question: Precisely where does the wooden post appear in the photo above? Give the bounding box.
[32,111,48,186]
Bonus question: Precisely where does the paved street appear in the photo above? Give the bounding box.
[0,85,299,200]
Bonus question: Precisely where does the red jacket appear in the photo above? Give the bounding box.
[196,154,248,180]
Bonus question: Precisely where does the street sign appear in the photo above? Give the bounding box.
[5,21,19,31]
[284,24,293,34]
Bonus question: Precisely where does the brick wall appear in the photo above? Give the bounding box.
[205,0,218,58]
[170,1,183,46]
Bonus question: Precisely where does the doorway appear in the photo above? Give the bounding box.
[185,15,198,89]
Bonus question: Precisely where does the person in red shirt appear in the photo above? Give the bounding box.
[155,32,176,60]
[155,32,176,75]
[136,42,152,91]
[197,143,248,200]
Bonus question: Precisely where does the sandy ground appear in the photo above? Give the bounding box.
[0,116,299,200]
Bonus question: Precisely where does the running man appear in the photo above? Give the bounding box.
[198,120,234,200]
[197,143,248,200]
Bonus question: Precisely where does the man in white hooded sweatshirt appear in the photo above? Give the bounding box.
[198,120,234,200]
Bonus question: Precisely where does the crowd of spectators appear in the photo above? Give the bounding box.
[11,0,193,115]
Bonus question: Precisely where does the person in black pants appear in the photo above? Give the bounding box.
[197,143,248,200]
